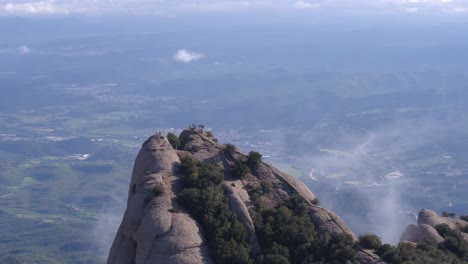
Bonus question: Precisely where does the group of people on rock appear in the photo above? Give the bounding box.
[188,124,205,131]
[154,124,205,137]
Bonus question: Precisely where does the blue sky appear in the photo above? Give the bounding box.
[1,0,467,16]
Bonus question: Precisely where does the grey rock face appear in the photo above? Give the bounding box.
[418,209,456,228]
[309,205,357,241]
[107,135,213,264]
[401,208,468,246]
[418,209,468,232]
[357,249,386,264]
[400,224,444,246]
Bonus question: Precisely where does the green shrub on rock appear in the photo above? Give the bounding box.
[253,194,358,264]
[224,143,237,155]
[358,234,382,250]
[231,161,250,179]
[178,156,251,264]
[167,133,180,149]
[248,151,262,170]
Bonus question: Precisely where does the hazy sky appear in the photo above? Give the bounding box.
[1,0,467,16]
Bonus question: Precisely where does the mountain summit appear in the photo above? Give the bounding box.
[108,129,468,264]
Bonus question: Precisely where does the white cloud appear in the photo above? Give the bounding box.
[0,0,468,15]
[3,0,68,14]
[17,46,30,54]
[173,49,204,64]
[293,0,320,9]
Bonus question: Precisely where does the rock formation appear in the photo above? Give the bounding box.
[108,129,383,264]
[400,208,468,246]
[400,224,444,247]
[357,249,387,264]
[107,134,213,264]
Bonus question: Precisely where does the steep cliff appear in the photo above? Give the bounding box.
[107,134,213,264]
[108,129,382,264]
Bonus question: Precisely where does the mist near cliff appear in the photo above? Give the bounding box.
[92,197,126,260]
[269,114,468,244]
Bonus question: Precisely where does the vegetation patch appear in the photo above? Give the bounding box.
[460,225,468,234]
[435,224,468,260]
[72,164,113,174]
[251,192,358,264]
[372,224,468,264]
[32,172,56,181]
[167,133,180,150]
[178,156,252,264]
[231,161,251,179]
[247,151,262,170]
[442,211,456,218]
[358,234,382,250]
[224,144,236,156]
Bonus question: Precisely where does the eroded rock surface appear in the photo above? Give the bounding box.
[107,135,213,264]
[400,224,444,246]
[309,205,356,240]
[357,249,386,264]
[418,209,468,231]
[400,208,468,246]
[108,130,380,264]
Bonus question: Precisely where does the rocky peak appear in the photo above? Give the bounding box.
[108,129,382,264]
[107,134,213,264]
